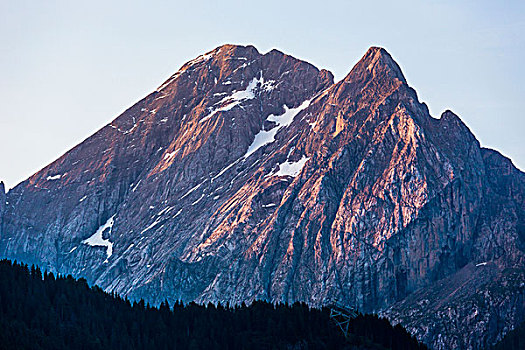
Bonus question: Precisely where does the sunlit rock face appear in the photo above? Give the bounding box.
[1,45,524,349]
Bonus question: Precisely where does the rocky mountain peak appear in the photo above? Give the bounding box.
[364,46,406,82]
[343,46,407,85]
[439,109,462,123]
[320,46,411,119]
[1,45,524,350]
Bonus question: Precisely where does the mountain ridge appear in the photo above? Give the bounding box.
[1,45,524,350]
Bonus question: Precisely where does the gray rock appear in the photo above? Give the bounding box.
[0,181,5,230]
[1,45,524,349]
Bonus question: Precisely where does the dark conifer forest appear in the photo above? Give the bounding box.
[0,259,427,349]
[493,319,525,350]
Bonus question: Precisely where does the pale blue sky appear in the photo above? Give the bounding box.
[1,0,524,189]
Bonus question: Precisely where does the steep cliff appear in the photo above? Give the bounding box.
[0,182,5,236]
[1,45,523,349]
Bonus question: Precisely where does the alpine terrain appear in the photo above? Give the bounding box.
[1,45,524,349]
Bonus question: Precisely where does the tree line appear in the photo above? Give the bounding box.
[493,318,525,350]
[0,259,427,349]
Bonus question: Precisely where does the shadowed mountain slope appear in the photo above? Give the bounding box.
[1,45,524,349]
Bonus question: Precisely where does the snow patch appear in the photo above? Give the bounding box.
[164,151,177,160]
[47,174,63,181]
[180,181,204,200]
[200,76,263,124]
[191,193,205,205]
[156,206,173,216]
[141,218,162,235]
[476,262,488,267]
[187,52,214,67]
[154,94,168,101]
[211,158,242,181]
[270,156,310,177]
[131,180,141,192]
[141,206,179,234]
[156,51,216,92]
[244,99,311,159]
[82,215,115,261]
[157,71,183,92]
[261,79,277,92]
[110,121,137,135]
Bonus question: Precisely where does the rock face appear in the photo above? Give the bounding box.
[0,182,5,226]
[384,148,525,349]
[1,45,524,349]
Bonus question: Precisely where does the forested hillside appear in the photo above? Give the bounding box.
[493,319,525,350]
[0,259,425,349]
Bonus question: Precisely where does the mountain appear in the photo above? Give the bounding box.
[1,44,524,349]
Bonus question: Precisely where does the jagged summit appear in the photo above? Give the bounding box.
[157,44,334,96]
[1,45,524,350]
[158,45,405,96]
[343,46,407,85]
[156,44,260,92]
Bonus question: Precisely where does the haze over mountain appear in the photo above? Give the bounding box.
[1,45,524,349]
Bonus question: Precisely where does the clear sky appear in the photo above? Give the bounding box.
[1,0,524,189]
